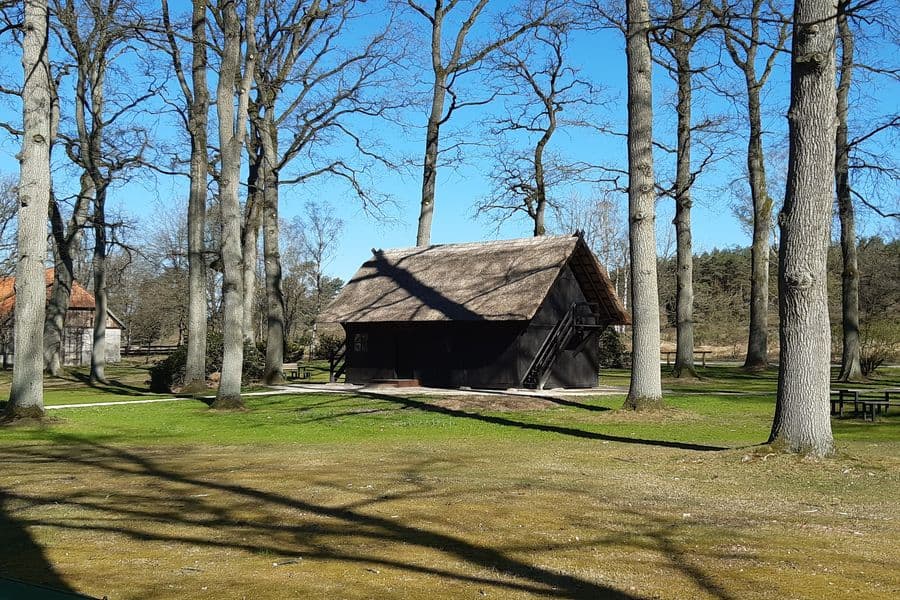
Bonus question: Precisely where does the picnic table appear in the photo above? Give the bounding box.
[831,387,900,421]
[662,350,712,367]
[282,363,311,380]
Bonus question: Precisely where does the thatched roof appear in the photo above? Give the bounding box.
[321,234,629,325]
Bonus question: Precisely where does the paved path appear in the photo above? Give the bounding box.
[45,383,628,410]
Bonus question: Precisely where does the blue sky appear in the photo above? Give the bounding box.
[0,0,897,283]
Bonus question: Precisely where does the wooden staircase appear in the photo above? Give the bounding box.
[329,341,347,382]
[523,302,605,390]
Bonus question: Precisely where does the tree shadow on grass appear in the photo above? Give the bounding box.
[361,392,730,452]
[63,372,153,397]
[0,489,87,597]
[0,438,638,599]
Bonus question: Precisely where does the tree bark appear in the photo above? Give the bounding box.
[744,85,772,370]
[90,186,109,384]
[672,44,696,379]
[213,0,258,409]
[417,69,446,247]
[241,156,261,345]
[7,0,51,420]
[259,115,284,385]
[769,0,837,456]
[623,0,663,409]
[44,184,90,375]
[835,1,861,382]
[532,105,554,237]
[184,0,211,392]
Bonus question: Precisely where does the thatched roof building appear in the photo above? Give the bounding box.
[322,234,628,389]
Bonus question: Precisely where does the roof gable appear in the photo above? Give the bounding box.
[322,234,629,324]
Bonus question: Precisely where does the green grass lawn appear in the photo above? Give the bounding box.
[1,363,898,599]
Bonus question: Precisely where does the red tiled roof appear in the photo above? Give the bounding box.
[0,268,101,316]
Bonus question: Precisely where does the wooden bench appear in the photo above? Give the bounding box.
[662,350,712,367]
[830,388,866,417]
[859,400,891,422]
[282,363,311,380]
[883,389,900,415]
[831,388,900,420]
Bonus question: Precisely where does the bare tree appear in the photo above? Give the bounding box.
[6,0,51,419]
[834,0,860,381]
[551,190,629,305]
[285,201,343,353]
[53,0,155,383]
[477,23,599,236]
[716,0,790,370]
[769,0,837,457]
[0,176,18,277]
[406,0,561,246]
[624,0,663,409]
[833,1,900,380]
[652,0,713,378]
[160,0,211,391]
[210,0,258,409]
[248,0,403,383]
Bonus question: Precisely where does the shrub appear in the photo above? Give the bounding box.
[598,328,626,368]
[148,331,265,393]
[315,332,345,361]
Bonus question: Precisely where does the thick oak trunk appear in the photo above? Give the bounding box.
[624,0,663,409]
[7,0,51,419]
[262,172,284,385]
[258,118,284,385]
[769,0,837,456]
[213,0,257,409]
[835,3,861,382]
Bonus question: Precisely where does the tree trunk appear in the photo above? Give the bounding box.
[262,173,284,385]
[44,185,90,375]
[259,118,284,385]
[241,164,261,345]
[90,187,109,384]
[532,109,554,237]
[184,0,211,392]
[672,50,696,379]
[213,0,258,409]
[835,2,861,382]
[623,0,663,409]
[769,0,837,457]
[416,70,446,247]
[7,0,51,420]
[744,84,772,370]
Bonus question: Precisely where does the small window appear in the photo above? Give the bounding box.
[353,333,368,353]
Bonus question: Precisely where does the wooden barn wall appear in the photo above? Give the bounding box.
[516,264,601,388]
[343,321,525,389]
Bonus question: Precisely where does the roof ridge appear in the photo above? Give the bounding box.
[375,233,577,256]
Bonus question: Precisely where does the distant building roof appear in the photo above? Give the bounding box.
[322,234,629,324]
[0,268,123,327]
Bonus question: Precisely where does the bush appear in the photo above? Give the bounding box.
[148,332,265,393]
[598,328,626,368]
[315,332,346,361]
[149,345,188,392]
